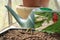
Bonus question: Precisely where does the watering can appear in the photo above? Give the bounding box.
[5,5,35,29]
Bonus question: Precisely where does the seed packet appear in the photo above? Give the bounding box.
[33,8,60,33]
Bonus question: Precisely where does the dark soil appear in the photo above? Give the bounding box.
[0,29,60,40]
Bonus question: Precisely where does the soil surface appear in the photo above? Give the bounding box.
[0,29,60,40]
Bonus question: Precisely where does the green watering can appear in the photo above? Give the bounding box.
[5,5,35,29]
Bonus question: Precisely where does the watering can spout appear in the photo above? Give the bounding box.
[5,5,24,26]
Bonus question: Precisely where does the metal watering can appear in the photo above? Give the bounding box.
[5,5,35,29]
[0,5,35,34]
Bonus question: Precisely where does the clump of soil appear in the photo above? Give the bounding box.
[0,29,60,40]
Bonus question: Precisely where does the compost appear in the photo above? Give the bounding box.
[0,29,60,40]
